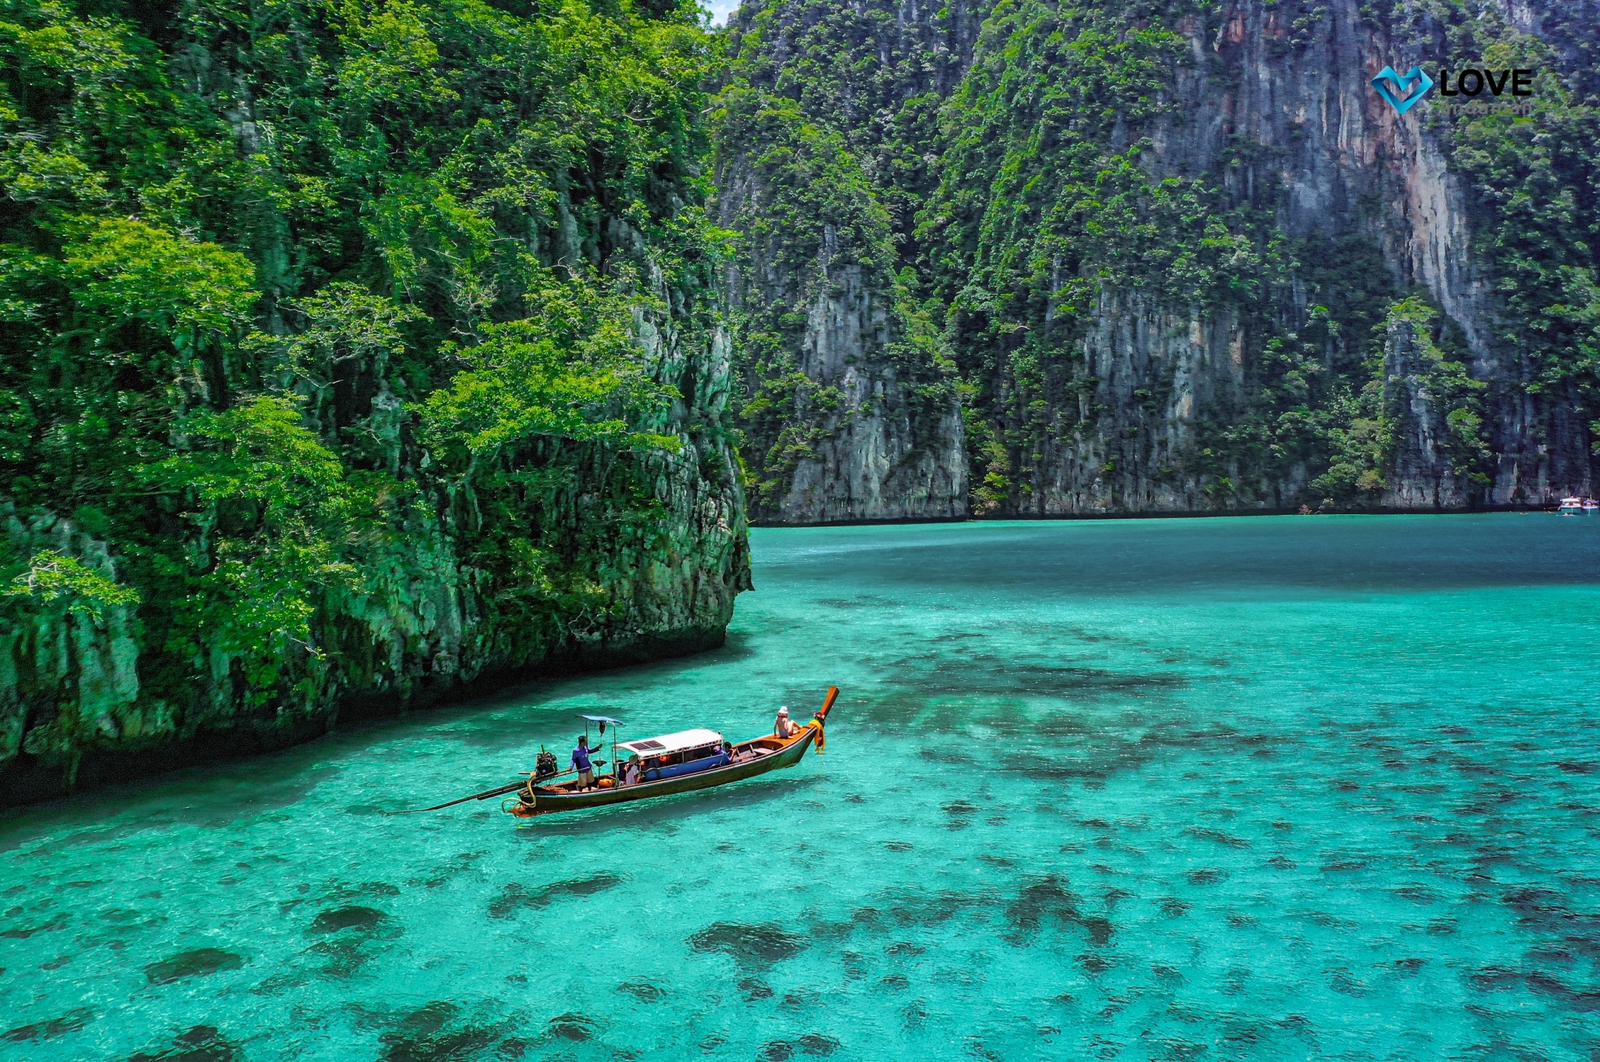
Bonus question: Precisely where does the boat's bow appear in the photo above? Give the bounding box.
[816,685,839,723]
[806,685,840,753]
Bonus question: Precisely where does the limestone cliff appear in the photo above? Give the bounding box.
[714,0,978,522]
[721,0,1600,517]
[714,89,968,522]
[0,0,749,804]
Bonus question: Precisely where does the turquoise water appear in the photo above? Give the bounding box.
[4,514,1600,1059]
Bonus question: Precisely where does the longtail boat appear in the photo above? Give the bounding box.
[502,687,839,818]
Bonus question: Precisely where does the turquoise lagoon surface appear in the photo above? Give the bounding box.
[4,515,1600,1060]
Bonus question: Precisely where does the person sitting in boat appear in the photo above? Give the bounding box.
[622,758,641,787]
[775,706,800,739]
[572,735,599,790]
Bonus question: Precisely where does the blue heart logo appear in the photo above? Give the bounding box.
[1372,65,1435,115]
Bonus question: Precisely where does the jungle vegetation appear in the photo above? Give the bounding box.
[0,0,731,735]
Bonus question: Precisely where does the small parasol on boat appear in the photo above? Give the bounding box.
[579,714,623,778]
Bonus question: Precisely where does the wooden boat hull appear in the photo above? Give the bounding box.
[510,726,820,817]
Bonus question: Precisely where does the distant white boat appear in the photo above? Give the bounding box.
[1558,496,1595,514]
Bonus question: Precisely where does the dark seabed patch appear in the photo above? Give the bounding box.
[1002,876,1113,947]
[309,906,390,935]
[128,1024,240,1061]
[2,1006,94,1043]
[872,885,997,929]
[489,872,624,918]
[689,922,808,967]
[841,950,866,980]
[1186,869,1228,886]
[1329,968,1368,997]
[1152,963,1184,986]
[144,948,244,985]
[842,658,1187,735]
[545,1012,597,1042]
[779,988,822,1012]
[798,1033,842,1056]
[309,935,394,980]
[279,880,401,917]
[617,980,664,1003]
[1004,877,1079,937]
[943,801,977,831]
[377,1001,506,1061]
[812,597,879,611]
[1077,952,1113,975]
[1185,826,1251,849]
[0,913,69,939]
[997,720,1273,785]
[897,655,1188,703]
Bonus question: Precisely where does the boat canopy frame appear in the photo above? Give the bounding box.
[617,728,725,760]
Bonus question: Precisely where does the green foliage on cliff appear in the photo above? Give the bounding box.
[725,0,1599,515]
[0,0,738,751]
[916,0,1402,512]
[140,395,367,699]
[3,548,140,622]
[722,0,978,247]
[712,76,959,515]
[1436,32,1600,440]
[724,0,1405,515]
[417,276,683,464]
[1312,297,1489,505]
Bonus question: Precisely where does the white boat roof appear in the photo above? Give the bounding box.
[618,728,724,757]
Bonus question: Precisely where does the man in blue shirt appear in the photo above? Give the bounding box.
[572,735,599,790]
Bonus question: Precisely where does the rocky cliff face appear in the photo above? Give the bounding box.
[714,106,968,522]
[721,0,1600,517]
[0,0,749,805]
[714,0,981,522]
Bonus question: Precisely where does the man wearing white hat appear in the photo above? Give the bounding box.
[774,705,799,739]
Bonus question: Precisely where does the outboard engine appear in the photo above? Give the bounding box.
[535,750,559,782]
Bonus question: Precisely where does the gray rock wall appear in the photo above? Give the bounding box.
[723,0,1598,519]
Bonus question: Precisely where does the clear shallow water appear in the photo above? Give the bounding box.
[3,514,1600,1060]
